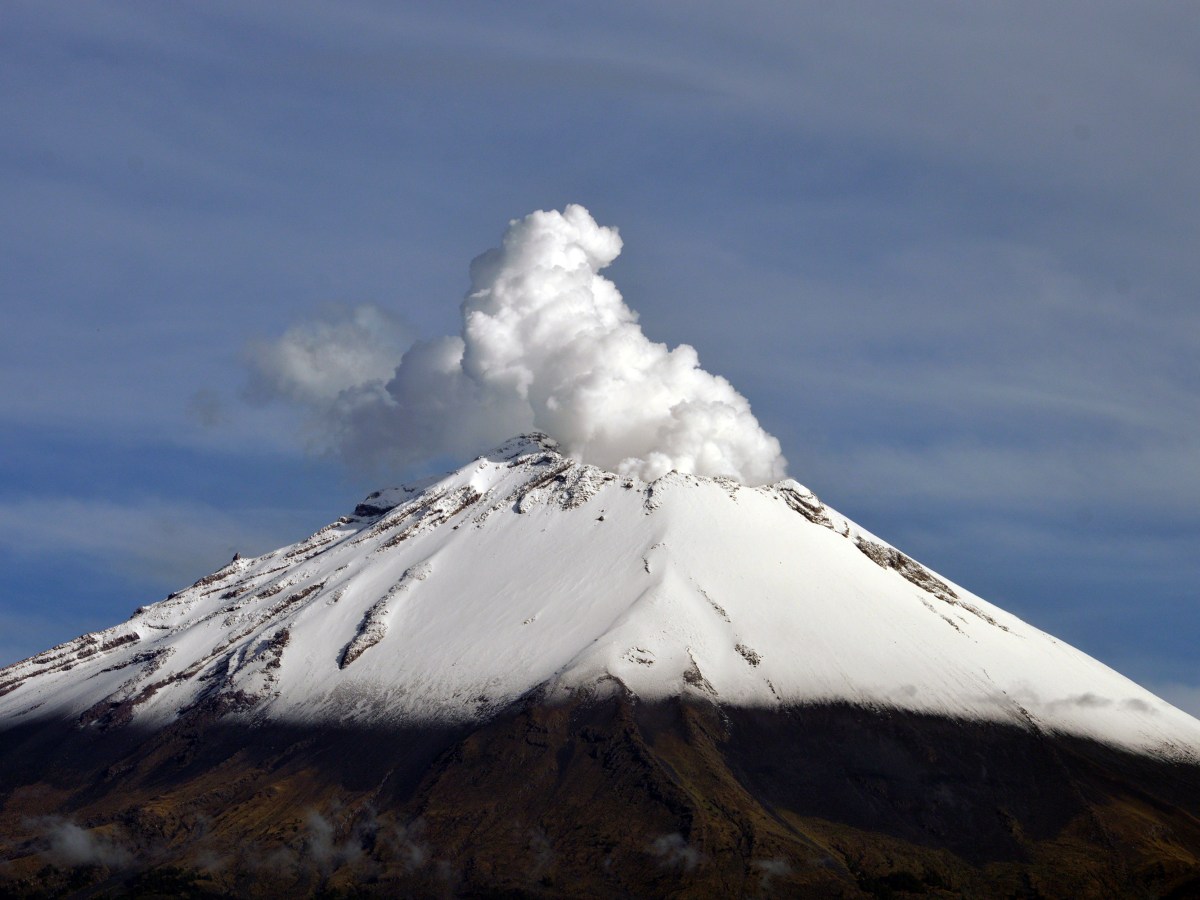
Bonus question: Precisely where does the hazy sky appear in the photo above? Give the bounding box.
[2,3,1197,713]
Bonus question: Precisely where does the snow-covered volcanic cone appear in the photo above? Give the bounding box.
[4,437,1200,897]
[4,206,1200,896]
[3,433,1197,760]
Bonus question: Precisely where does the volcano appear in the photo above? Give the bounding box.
[2,434,1199,897]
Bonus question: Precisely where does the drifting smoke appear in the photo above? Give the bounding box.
[753,857,793,889]
[34,817,132,868]
[304,809,361,876]
[648,832,703,872]
[246,304,409,407]
[248,205,787,485]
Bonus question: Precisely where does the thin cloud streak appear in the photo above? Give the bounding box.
[0,497,304,588]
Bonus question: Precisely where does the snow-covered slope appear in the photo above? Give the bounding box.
[2,434,1197,760]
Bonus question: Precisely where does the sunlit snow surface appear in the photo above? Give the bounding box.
[2,434,1198,760]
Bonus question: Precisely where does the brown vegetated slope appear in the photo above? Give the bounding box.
[2,696,1200,898]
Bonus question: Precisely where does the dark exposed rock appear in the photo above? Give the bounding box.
[735,643,762,667]
[352,501,394,518]
[855,536,960,605]
[779,485,835,528]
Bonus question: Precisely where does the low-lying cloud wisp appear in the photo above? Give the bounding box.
[247,205,786,485]
[34,817,132,868]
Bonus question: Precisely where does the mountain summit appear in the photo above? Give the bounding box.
[3,436,1200,896]
[3,433,1196,755]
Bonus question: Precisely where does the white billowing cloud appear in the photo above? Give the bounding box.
[248,205,787,485]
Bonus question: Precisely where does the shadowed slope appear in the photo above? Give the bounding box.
[2,696,1200,898]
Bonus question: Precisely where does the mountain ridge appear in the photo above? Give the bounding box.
[2,433,1197,762]
[4,434,1200,896]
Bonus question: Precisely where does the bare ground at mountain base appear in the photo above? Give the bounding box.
[2,696,1200,898]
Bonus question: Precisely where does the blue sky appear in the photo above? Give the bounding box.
[2,3,1197,712]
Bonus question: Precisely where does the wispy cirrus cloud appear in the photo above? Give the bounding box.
[0,496,303,588]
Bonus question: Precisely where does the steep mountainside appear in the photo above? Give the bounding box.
[2,434,1197,756]
[2,694,1200,897]
[2,434,1200,897]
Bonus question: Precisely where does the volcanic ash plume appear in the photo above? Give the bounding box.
[248,205,787,485]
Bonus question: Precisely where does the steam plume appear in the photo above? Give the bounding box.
[249,205,786,485]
